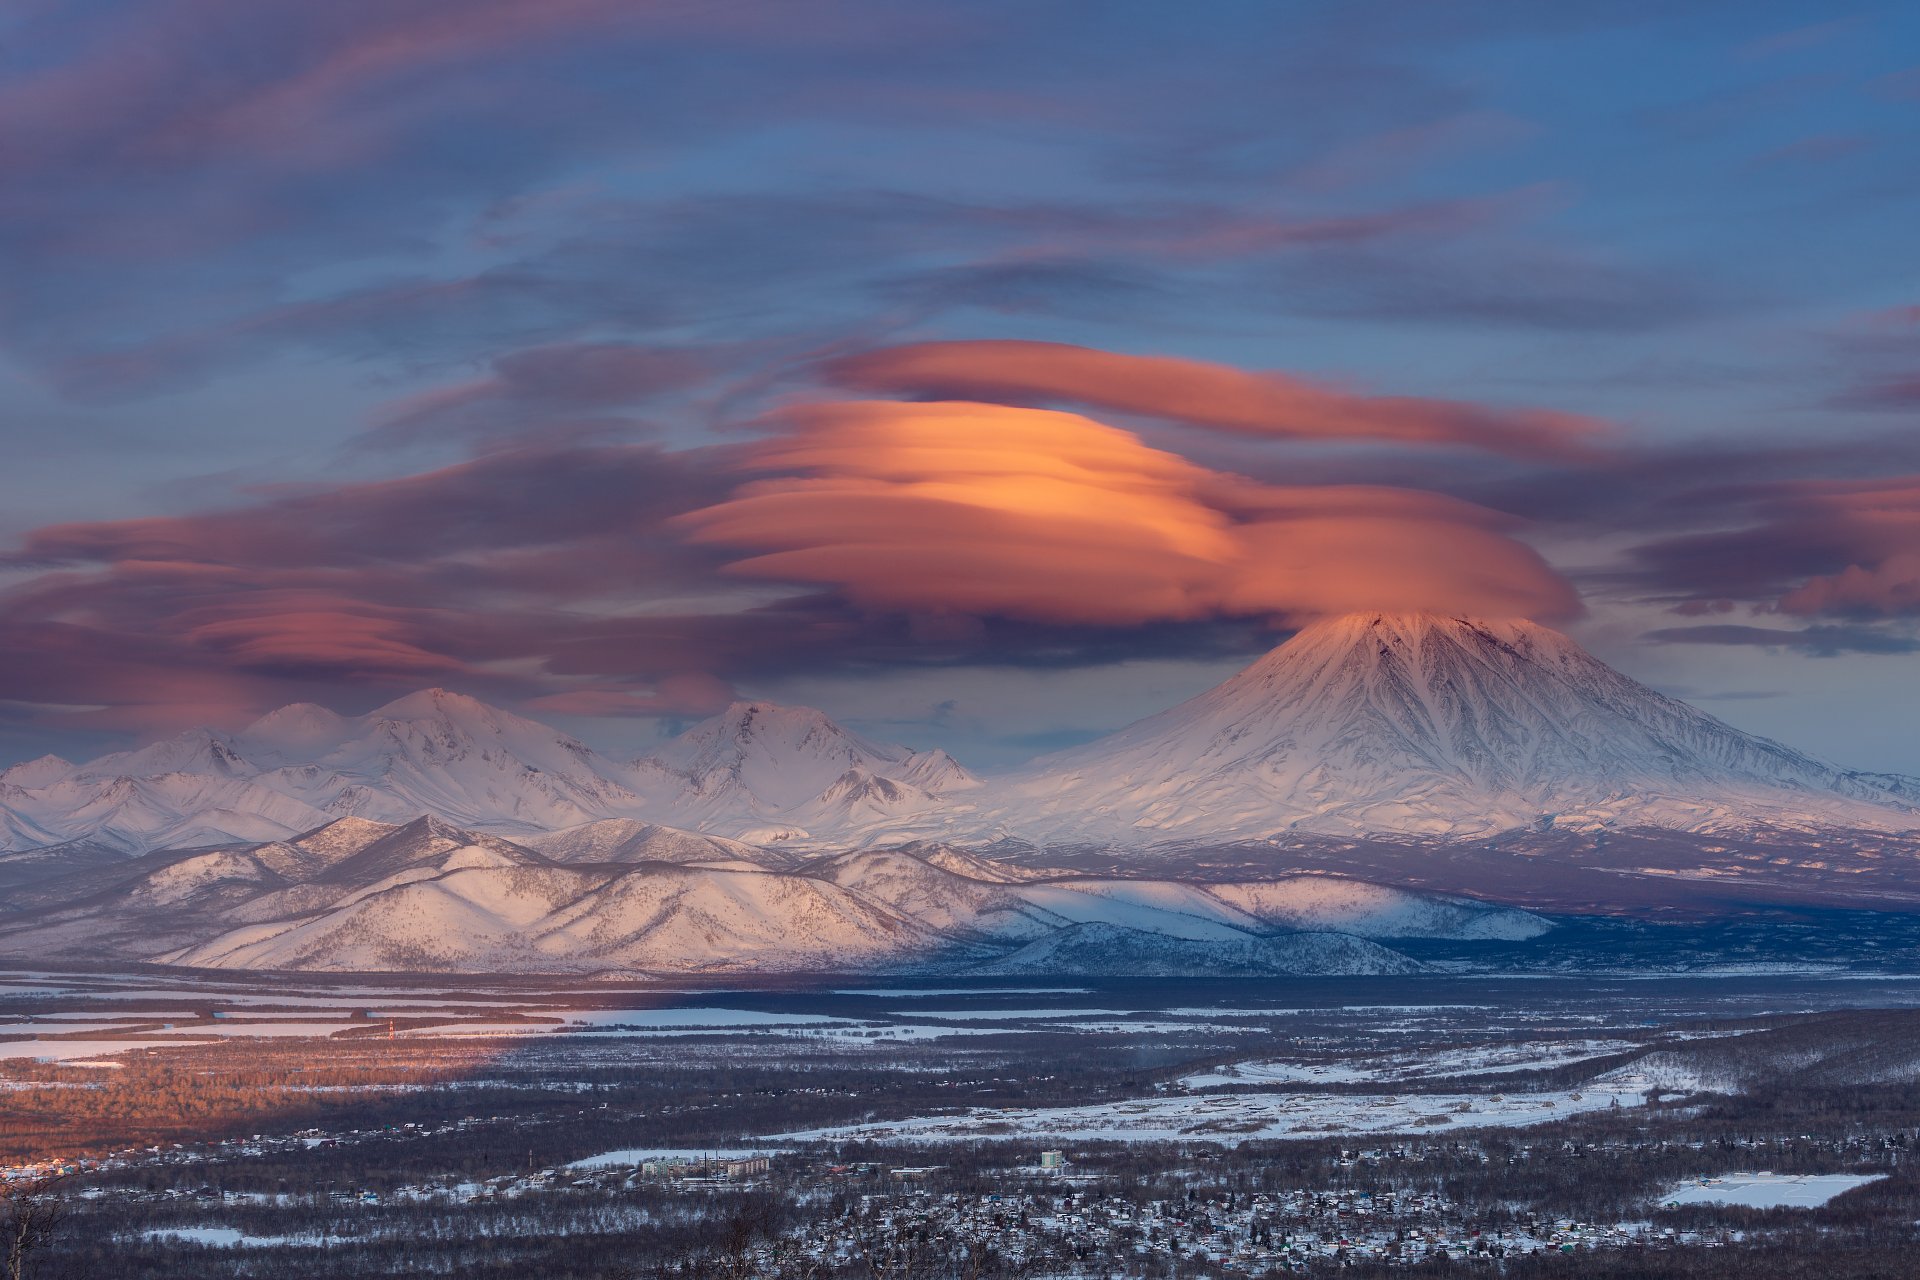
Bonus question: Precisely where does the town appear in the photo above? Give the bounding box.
[12,1115,1915,1277]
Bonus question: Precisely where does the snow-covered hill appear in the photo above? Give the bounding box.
[517,818,786,869]
[991,613,1920,843]
[0,817,1522,975]
[628,701,979,841]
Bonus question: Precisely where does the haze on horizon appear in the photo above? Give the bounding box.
[1,0,1918,774]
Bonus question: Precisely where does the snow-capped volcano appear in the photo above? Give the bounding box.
[995,612,1920,843]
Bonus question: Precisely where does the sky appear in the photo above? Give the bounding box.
[0,0,1917,772]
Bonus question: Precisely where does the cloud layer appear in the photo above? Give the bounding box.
[680,399,1579,626]
[1,2,1916,761]
[8,316,1920,747]
[1626,475,1920,619]
[0,362,1591,735]
[824,340,1611,461]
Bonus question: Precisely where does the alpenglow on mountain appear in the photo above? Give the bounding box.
[998,613,1920,842]
[0,812,1546,975]
[0,690,975,855]
[1,612,1916,857]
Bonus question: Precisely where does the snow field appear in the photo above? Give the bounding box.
[1659,1173,1886,1208]
[776,1086,1647,1146]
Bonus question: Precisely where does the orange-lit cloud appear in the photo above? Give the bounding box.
[1221,486,1581,621]
[1776,479,1920,617]
[1631,475,1920,622]
[823,340,1611,461]
[1781,553,1920,615]
[182,596,470,674]
[678,400,1579,625]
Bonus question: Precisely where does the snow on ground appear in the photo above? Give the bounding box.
[416,1017,1240,1044]
[370,1007,861,1031]
[383,1021,579,1039]
[551,1023,994,1041]
[775,1086,1645,1146]
[1163,1004,1493,1017]
[1051,1020,1250,1034]
[545,1008,850,1029]
[29,1011,201,1021]
[836,1019,1245,1038]
[6,1014,575,1045]
[0,1020,191,1036]
[0,1039,220,1062]
[17,990,536,1007]
[1182,1061,1378,1086]
[888,1008,1146,1021]
[1658,1173,1887,1208]
[569,1146,791,1170]
[1595,1055,1726,1095]
[1181,1039,1644,1088]
[830,1024,1027,1041]
[1658,1029,1760,1042]
[183,1021,434,1039]
[402,1013,933,1039]
[138,1227,335,1248]
[832,987,1089,998]
[0,1002,875,1052]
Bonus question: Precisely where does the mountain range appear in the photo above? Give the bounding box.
[0,813,1546,975]
[0,689,983,857]
[2,611,1917,973]
[6,613,1915,858]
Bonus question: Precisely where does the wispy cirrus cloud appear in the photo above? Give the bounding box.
[1265,242,1735,333]
[1643,623,1920,656]
[366,341,716,449]
[822,339,1612,460]
[51,185,1521,401]
[1825,304,1920,411]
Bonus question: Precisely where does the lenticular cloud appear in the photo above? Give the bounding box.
[824,339,1612,461]
[678,399,1578,626]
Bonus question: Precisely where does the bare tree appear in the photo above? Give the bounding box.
[633,1198,799,1280]
[856,1215,932,1280]
[850,1211,1046,1280]
[0,1174,67,1280]
[700,1204,774,1280]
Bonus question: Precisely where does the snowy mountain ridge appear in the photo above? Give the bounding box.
[3,612,1917,859]
[0,815,1545,975]
[0,691,975,854]
[628,700,979,840]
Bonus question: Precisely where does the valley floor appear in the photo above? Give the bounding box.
[7,972,1920,1276]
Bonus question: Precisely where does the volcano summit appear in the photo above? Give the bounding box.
[993,612,1920,845]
